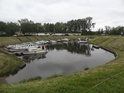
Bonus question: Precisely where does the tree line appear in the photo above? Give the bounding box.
[0,17,95,36]
[96,26,124,35]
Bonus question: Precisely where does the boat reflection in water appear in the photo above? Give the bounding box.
[22,53,47,63]
[5,42,114,84]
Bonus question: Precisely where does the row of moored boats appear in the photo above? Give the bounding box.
[5,38,89,55]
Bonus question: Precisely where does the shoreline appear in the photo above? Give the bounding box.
[0,37,116,83]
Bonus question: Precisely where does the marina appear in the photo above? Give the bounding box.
[5,38,89,56]
[1,38,115,84]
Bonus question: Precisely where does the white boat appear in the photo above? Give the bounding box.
[78,40,88,43]
[8,42,38,52]
[6,45,15,49]
[23,45,47,55]
[49,40,57,44]
[35,40,48,45]
[23,50,47,55]
[62,38,69,42]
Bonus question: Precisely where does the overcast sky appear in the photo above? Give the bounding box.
[0,0,124,30]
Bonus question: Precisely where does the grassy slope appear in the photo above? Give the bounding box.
[1,36,124,93]
[0,49,24,76]
[0,36,86,46]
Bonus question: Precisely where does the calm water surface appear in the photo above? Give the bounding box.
[1,42,115,84]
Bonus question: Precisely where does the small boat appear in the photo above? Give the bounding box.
[57,40,62,42]
[35,40,48,45]
[8,44,39,55]
[78,41,88,44]
[6,45,14,49]
[62,38,69,42]
[62,38,69,44]
[49,40,57,44]
[7,43,38,52]
[23,45,47,55]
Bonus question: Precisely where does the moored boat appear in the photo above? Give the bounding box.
[23,45,47,55]
[35,40,49,45]
[49,40,57,44]
[78,40,88,44]
[62,38,69,42]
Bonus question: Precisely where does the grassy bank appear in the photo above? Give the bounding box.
[1,36,124,93]
[0,48,25,76]
[0,36,86,46]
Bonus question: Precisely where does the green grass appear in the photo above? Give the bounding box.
[20,77,42,83]
[0,36,124,93]
[0,48,25,76]
[0,36,87,46]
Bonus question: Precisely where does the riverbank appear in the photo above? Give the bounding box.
[0,36,86,46]
[0,36,124,93]
[0,48,25,76]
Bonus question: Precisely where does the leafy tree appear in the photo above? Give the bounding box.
[6,22,20,36]
[0,21,6,35]
[0,17,96,36]
[18,19,37,35]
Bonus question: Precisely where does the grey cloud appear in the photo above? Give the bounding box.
[0,0,124,29]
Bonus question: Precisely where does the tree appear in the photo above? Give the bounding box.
[86,17,95,31]
[54,22,63,33]
[6,22,20,36]
[0,17,96,36]
[0,21,6,35]
[18,19,37,35]
[104,26,111,35]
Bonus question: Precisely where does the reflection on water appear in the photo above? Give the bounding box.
[47,42,92,56]
[23,53,47,63]
[3,42,115,84]
[23,42,92,62]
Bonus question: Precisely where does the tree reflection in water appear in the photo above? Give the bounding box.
[22,42,93,62]
[47,42,93,56]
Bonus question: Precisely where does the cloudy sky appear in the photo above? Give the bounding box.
[0,0,124,30]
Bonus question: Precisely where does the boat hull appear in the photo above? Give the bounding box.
[23,50,47,55]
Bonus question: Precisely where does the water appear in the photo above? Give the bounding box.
[1,42,115,84]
